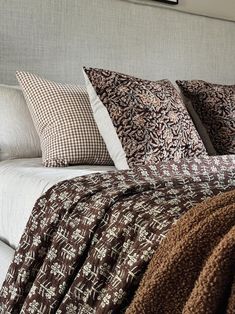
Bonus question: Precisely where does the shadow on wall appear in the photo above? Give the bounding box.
[119,0,235,22]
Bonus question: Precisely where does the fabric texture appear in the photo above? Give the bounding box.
[0,155,234,313]
[0,84,41,161]
[16,71,112,167]
[84,67,207,170]
[0,158,115,249]
[180,94,217,155]
[126,189,235,314]
[177,80,235,155]
[0,241,15,290]
[1,1,235,88]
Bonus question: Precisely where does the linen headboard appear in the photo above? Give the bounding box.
[0,0,235,85]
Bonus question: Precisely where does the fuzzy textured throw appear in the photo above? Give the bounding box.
[126,189,235,314]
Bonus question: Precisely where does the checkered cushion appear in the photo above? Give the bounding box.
[16,71,112,167]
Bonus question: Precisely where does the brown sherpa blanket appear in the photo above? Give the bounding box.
[126,189,235,314]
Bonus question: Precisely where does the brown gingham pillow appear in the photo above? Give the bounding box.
[83,67,207,170]
[16,71,112,167]
[177,80,235,155]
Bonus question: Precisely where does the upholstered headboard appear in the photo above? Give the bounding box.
[0,0,235,85]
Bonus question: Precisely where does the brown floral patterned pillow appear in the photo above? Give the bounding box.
[177,80,235,155]
[83,67,207,170]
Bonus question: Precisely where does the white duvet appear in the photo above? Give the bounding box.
[0,158,115,249]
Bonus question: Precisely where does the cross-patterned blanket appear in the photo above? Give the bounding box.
[0,156,234,313]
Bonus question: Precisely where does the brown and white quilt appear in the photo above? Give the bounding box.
[0,155,234,313]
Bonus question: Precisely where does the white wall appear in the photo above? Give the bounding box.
[128,0,235,21]
[1,0,235,85]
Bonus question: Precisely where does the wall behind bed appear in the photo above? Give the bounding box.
[0,0,235,86]
[131,0,235,22]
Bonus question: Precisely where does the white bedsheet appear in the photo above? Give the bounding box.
[0,240,15,288]
[0,158,115,249]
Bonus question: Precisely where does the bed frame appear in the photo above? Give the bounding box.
[0,0,235,86]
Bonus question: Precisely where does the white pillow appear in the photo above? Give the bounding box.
[0,84,41,161]
[83,70,129,170]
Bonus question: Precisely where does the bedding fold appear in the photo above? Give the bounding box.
[0,155,234,313]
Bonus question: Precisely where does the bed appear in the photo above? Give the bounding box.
[0,158,115,249]
[0,159,114,287]
[0,0,234,312]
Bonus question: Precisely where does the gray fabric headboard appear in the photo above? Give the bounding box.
[0,0,235,85]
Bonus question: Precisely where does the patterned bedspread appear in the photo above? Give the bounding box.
[0,156,234,313]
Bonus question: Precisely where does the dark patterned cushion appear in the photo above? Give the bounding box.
[177,80,235,155]
[83,67,207,169]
